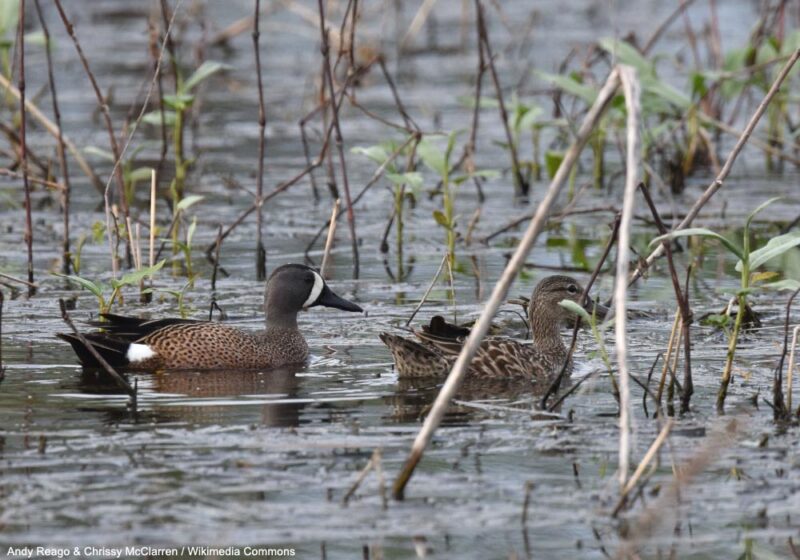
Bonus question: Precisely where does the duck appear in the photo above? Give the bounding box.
[58,264,363,371]
[379,274,601,380]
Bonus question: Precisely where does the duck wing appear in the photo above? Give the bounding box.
[89,313,205,342]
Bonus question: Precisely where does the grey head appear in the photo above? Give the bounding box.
[264,264,362,328]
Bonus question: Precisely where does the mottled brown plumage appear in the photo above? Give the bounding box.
[380,275,598,381]
[58,264,362,371]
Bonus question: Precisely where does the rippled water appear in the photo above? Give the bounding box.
[1,1,800,558]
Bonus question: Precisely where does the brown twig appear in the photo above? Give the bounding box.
[475,0,527,198]
[58,299,136,401]
[17,0,34,298]
[320,199,341,278]
[34,0,71,275]
[253,0,267,281]
[405,252,449,328]
[318,0,359,278]
[774,287,800,420]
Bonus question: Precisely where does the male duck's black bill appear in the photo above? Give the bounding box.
[314,283,363,313]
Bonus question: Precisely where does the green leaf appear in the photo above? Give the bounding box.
[598,37,653,77]
[142,109,177,126]
[176,194,204,212]
[544,150,565,180]
[56,274,103,299]
[182,61,228,92]
[126,167,155,184]
[83,146,115,162]
[352,145,390,165]
[650,228,743,260]
[23,30,47,47]
[163,93,195,110]
[118,260,165,286]
[0,0,18,39]
[537,71,597,104]
[740,231,800,271]
[386,172,423,189]
[763,279,800,292]
[186,216,197,246]
[456,95,500,109]
[744,197,782,237]
[432,210,450,229]
[417,137,448,178]
[559,300,591,323]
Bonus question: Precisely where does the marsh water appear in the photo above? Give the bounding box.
[1,1,799,558]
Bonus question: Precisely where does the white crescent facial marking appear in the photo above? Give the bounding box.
[127,343,156,363]
[302,271,324,309]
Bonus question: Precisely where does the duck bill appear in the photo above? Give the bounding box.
[583,298,609,320]
[314,284,363,313]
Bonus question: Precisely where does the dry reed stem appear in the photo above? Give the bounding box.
[614,65,642,490]
[630,47,800,285]
[612,418,674,517]
[656,311,681,410]
[149,170,157,271]
[391,67,623,500]
[342,448,382,506]
[787,325,799,413]
[320,199,341,278]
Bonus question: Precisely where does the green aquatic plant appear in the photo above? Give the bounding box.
[651,197,800,412]
[56,260,165,314]
[352,138,421,281]
[418,131,497,269]
[143,60,227,204]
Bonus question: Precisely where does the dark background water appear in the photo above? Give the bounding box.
[1,0,799,558]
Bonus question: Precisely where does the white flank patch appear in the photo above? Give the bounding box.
[302,271,325,308]
[127,343,156,363]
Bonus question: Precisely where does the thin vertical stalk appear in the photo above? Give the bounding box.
[613,65,642,489]
[475,0,527,198]
[53,0,132,272]
[391,68,622,500]
[253,0,267,280]
[786,325,799,413]
[321,199,340,277]
[318,0,359,278]
[34,0,71,275]
[17,0,34,297]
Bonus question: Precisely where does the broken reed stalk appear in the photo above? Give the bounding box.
[655,311,681,411]
[612,418,674,517]
[320,199,341,278]
[17,0,34,298]
[53,0,132,272]
[787,325,799,414]
[253,0,267,281]
[318,0,359,279]
[613,65,642,490]
[391,68,623,501]
[211,224,223,292]
[405,252,449,328]
[629,47,800,285]
[774,286,800,420]
[638,183,694,412]
[34,0,72,275]
[475,0,528,198]
[58,299,136,400]
[541,213,621,410]
[149,170,157,270]
[342,448,381,506]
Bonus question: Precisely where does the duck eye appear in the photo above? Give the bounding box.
[567,285,578,294]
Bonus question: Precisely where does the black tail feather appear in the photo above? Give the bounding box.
[88,313,201,341]
[56,332,131,368]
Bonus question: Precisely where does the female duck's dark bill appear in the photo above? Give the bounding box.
[313,283,363,313]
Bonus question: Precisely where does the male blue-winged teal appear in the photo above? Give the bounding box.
[380,275,600,380]
[58,264,363,371]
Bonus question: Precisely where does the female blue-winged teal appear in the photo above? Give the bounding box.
[58,264,363,371]
[380,275,599,380]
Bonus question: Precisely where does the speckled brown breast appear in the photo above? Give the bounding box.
[133,323,309,370]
